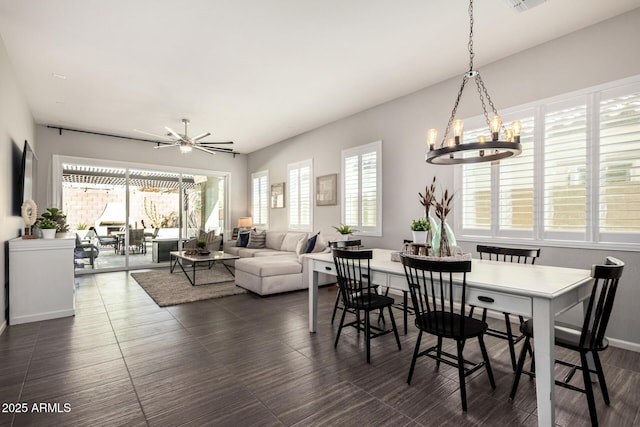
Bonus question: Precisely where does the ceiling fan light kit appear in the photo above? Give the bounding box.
[425,0,522,165]
[135,118,235,155]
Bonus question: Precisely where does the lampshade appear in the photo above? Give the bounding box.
[238,217,253,228]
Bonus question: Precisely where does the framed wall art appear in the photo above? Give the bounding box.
[316,173,337,206]
[271,182,285,208]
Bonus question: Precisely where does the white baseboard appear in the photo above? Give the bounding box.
[608,337,640,353]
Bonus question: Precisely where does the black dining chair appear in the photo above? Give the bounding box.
[474,244,541,370]
[332,248,401,364]
[401,254,495,412]
[328,240,363,324]
[510,256,624,427]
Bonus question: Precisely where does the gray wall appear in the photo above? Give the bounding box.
[247,9,640,347]
[34,125,249,234]
[0,35,36,330]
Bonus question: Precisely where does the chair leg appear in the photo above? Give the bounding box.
[388,306,401,351]
[365,310,371,364]
[510,336,531,399]
[436,336,443,369]
[503,313,518,371]
[478,335,496,389]
[403,291,408,335]
[331,288,341,324]
[334,307,348,348]
[592,351,610,405]
[456,340,468,412]
[580,352,600,427]
[407,330,423,384]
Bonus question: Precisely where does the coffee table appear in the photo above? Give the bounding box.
[169,251,239,286]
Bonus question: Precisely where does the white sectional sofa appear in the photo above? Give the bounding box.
[223,230,336,296]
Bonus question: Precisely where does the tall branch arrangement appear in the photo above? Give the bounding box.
[418,176,437,217]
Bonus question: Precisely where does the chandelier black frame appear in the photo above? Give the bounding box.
[426,0,522,165]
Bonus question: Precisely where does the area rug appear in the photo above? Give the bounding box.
[130,265,246,307]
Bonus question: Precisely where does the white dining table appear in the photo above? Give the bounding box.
[306,249,593,427]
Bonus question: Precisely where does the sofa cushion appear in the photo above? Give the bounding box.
[246,229,266,249]
[280,232,306,252]
[235,256,302,277]
[224,246,242,256]
[253,250,292,257]
[265,231,287,250]
[237,248,265,257]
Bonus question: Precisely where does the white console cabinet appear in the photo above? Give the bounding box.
[9,236,75,324]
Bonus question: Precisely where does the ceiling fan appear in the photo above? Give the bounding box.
[135,118,234,154]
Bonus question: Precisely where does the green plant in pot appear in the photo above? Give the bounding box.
[40,207,69,233]
[196,239,209,254]
[332,224,357,240]
[410,218,430,244]
[37,217,59,239]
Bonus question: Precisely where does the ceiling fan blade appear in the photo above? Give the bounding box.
[193,145,217,154]
[134,129,175,141]
[198,141,234,145]
[193,132,211,141]
[153,143,179,149]
[165,126,181,139]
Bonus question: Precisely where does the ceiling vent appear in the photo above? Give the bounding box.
[504,0,546,13]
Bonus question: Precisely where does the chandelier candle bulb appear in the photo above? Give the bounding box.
[427,128,438,149]
[504,128,514,142]
[478,135,487,143]
[490,115,502,140]
[512,120,522,143]
[453,119,464,144]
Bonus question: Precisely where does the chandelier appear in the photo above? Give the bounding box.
[425,0,522,165]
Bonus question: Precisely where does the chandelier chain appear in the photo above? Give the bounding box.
[441,76,469,147]
[468,0,475,71]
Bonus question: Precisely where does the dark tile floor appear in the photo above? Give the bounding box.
[1,272,639,426]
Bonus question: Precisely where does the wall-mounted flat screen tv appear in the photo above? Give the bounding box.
[12,140,37,216]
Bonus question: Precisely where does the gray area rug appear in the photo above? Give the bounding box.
[131,265,246,307]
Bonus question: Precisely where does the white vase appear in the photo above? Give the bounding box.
[411,230,427,244]
[340,234,350,241]
[41,229,57,239]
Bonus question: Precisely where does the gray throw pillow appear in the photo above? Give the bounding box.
[246,230,266,249]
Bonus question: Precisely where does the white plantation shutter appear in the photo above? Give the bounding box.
[498,115,535,235]
[288,159,312,231]
[361,151,378,228]
[344,156,359,226]
[599,89,640,240]
[543,99,588,239]
[251,171,268,227]
[342,141,382,236]
[461,126,493,233]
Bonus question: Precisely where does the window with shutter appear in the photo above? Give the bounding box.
[455,76,640,249]
[288,159,312,232]
[341,141,382,236]
[251,170,268,227]
[543,99,588,239]
[599,88,640,242]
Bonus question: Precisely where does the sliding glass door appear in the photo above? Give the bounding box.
[54,156,229,274]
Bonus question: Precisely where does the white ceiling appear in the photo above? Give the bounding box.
[1,0,638,154]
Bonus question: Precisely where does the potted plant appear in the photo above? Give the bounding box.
[332,224,357,241]
[37,217,59,239]
[196,239,209,255]
[40,207,69,233]
[410,218,430,244]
